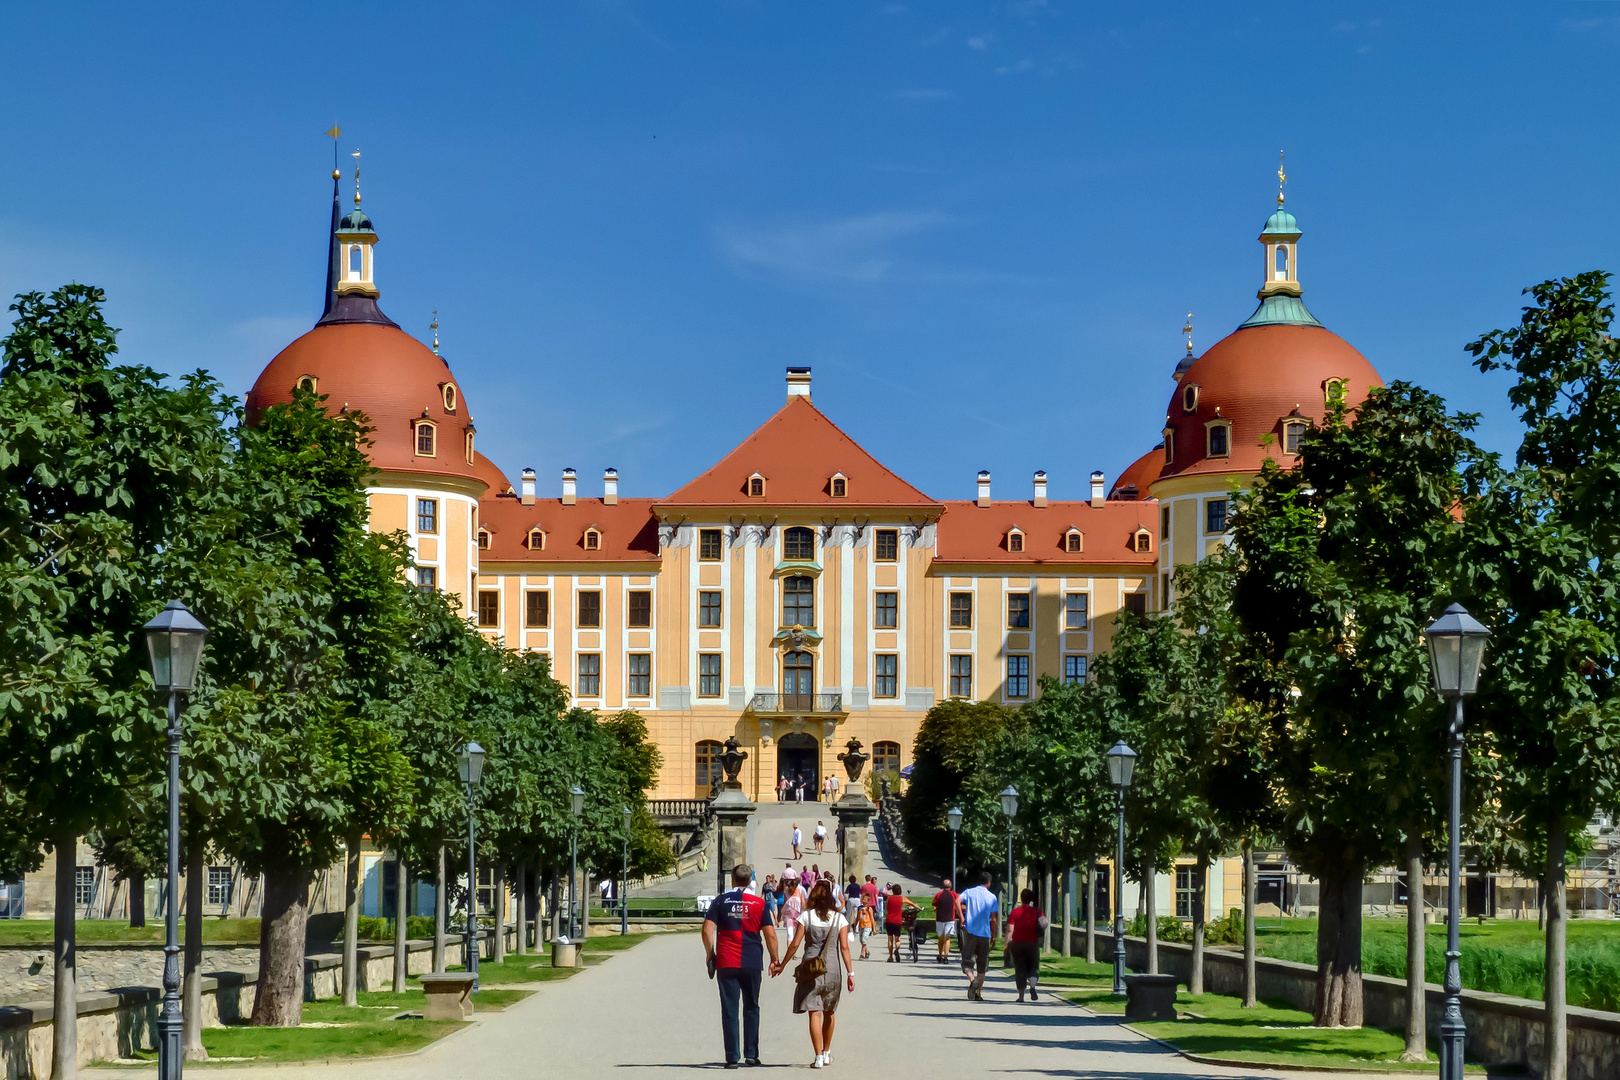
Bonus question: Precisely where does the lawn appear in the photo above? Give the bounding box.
[444,931,666,985]
[1244,917,1620,1011]
[0,919,264,945]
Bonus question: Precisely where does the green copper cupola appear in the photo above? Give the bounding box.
[1239,154,1323,329]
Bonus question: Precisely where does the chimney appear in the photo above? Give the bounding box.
[1033,470,1048,508]
[562,467,577,506]
[977,470,992,508]
[785,367,812,402]
[1090,470,1105,508]
[520,468,536,506]
[603,467,619,506]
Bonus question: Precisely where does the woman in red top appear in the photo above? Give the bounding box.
[1006,888,1047,1002]
[882,883,917,963]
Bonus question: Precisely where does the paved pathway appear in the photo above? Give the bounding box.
[160,933,1401,1078]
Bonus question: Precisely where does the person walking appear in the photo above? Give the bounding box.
[958,871,1000,1000]
[813,820,827,855]
[702,864,781,1069]
[791,823,802,860]
[855,900,875,960]
[780,872,804,942]
[778,775,790,803]
[794,773,805,803]
[1007,888,1048,1002]
[932,878,960,964]
[771,879,854,1069]
[882,883,918,962]
[827,772,840,801]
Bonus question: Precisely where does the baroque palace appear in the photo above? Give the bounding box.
[245,168,1380,810]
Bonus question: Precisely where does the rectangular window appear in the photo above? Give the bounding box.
[577,590,601,628]
[874,654,898,697]
[525,591,550,628]
[1206,498,1228,534]
[949,655,972,698]
[627,653,651,697]
[698,654,722,697]
[416,498,438,534]
[577,653,600,697]
[1064,655,1088,685]
[1176,865,1201,919]
[1007,592,1031,629]
[416,566,436,593]
[874,529,899,561]
[628,590,652,628]
[74,866,95,906]
[1125,592,1148,617]
[477,591,499,628]
[1065,592,1089,631]
[1161,504,1171,540]
[949,592,973,628]
[699,528,723,561]
[874,591,897,629]
[698,591,723,628]
[1209,424,1229,457]
[1161,573,1170,611]
[207,866,233,907]
[1006,655,1030,698]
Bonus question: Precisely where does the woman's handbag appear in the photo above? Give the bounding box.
[794,915,839,985]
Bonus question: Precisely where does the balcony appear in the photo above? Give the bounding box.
[746,692,845,717]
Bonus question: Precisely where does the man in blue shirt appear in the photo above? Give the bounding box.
[958,871,1000,1001]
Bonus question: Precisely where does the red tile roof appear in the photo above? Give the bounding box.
[478,495,661,564]
[933,500,1160,566]
[1110,447,1163,500]
[659,397,942,511]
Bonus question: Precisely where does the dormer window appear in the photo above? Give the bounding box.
[1163,430,1176,464]
[1206,420,1231,458]
[464,429,475,465]
[1324,378,1347,407]
[528,528,546,550]
[415,421,436,457]
[830,473,847,498]
[442,383,457,412]
[1007,528,1025,553]
[1133,528,1153,554]
[748,473,766,498]
[1182,384,1200,413]
[477,529,491,550]
[1065,529,1083,554]
[584,528,601,551]
[296,375,318,394]
[1284,419,1308,455]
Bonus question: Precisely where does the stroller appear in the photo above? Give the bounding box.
[901,907,926,963]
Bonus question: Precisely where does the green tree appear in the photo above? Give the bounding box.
[901,699,1025,882]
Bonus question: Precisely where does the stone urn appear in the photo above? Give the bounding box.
[720,734,749,786]
[837,736,869,783]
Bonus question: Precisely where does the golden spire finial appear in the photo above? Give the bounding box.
[431,309,440,354]
[1183,312,1194,355]
[326,125,341,178]
[1277,150,1287,207]
[351,149,362,206]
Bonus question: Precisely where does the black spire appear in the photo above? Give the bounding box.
[321,171,340,320]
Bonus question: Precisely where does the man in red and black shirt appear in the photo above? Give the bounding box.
[702,864,781,1068]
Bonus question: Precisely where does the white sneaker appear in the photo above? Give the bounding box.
[823,1050,833,1065]
[812,1054,824,1069]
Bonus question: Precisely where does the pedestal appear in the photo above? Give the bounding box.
[711,784,757,892]
[831,791,876,884]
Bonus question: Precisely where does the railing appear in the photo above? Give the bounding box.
[746,692,844,715]
[649,799,712,820]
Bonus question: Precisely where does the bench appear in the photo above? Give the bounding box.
[418,973,477,1021]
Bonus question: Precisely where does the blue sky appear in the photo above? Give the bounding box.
[2,3,1616,502]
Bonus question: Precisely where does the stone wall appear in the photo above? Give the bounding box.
[0,945,262,1005]
[1070,928,1620,1080]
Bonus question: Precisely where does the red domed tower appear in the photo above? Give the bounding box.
[1131,179,1382,604]
[246,166,488,613]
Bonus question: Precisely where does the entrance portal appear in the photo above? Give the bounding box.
[777,733,819,802]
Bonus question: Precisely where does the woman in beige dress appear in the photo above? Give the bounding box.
[771,879,854,1068]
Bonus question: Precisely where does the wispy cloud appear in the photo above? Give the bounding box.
[919,26,951,47]
[965,34,992,50]
[898,88,955,101]
[719,211,962,283]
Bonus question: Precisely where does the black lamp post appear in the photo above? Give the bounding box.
[144,600,208,1080]
[569,785,585,939]
[458,742,485,990]
[1106,740,1137,996]
[621,805,632,936]
[947,807,963,896]
[999,787,1018,916]
[1425,603,1490,1080]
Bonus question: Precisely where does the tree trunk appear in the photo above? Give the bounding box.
[1243,840,1257,1008]
[129,870,146,928]
[576,868,590,967]
[183,843,208,1060]
[1191,855,1207,996]
[1314,855,1365,1028]
[514,861,527,956]
[392,855,408,993]
[492,862,506,964]
[250,871,310,1026]
[1400,836,1426,1062]
[51,834,77,1080]
[1084,862,1096,963]
[1041,863,1053,952]
[1543,829,1568,1080]
[432,846,446,974]
[1144,856,1158,974]
[1060,866,1072,958]
[341,831,361,1006]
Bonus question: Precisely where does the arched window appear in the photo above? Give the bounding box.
[782,575,814,628]
[528,528,545,550]
[296,375,317,393]
[477,529,491,550]
[442,384,457,412]
[830,475,847,498]
[1007,529,1024,553]
[1065,529,1083,553]
[748,474,765,498]
[872,741,901,775]
[348,245,364,280]
[1284,420,1308,455]
[784,526,815,561]
[1274,245,1289,280]
[464,430,475,464]
[415,422,435,457]
[1325,379,1347,407]
[1134,529,1152,554]
[584,529,601,551]
[1163,431,1175,463]
[782,650,815,706]
[695,740,725,793]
